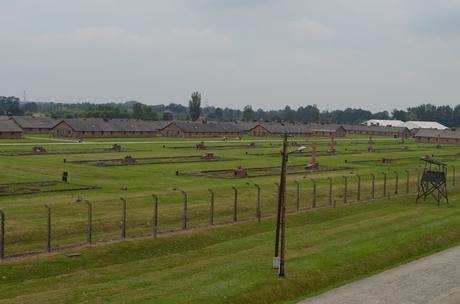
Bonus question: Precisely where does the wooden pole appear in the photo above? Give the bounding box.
[232,186,238,223]
[255,184,261,222]
[0,210,4,259]
[382,173,387,197]
[181,191,188,230]
[278,134,289,277]
[84,200,92,244]
[356,174,361,201]
[294,181,300,211]
[152,194,158,238]
[327,177,333,207]
[311,178,317,208]
[120,197,127,239]
[208,189,214,225]
[370,173,375,199]
[343,176,348,204]
[274,134,288,261]
[45,204,51,252]
[394,171,399,195]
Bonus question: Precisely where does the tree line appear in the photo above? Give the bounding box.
[1,94,460,127]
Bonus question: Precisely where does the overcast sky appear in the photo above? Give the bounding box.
[1,0,459,111]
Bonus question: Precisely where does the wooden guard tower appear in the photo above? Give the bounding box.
[416,157,448,205]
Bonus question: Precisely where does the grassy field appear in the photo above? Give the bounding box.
[0,134,459,303]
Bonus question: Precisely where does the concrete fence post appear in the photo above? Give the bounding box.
[152,194,158,238]
[405,170,410,193]
[327,177,333,207]
[370,173,375,199]
[84,200,92,244]
[294,180,300,212]
[120,197,127,239]
[342,176,348,204]
[0,210,4,259]
[452,166,456,187]
[232,186,238,223]
[45,204,51,252]
[394,171,399,195]
[310,178,317,208]
[382,172,387,197]
[356,174,361,201]
[208,189,214,225]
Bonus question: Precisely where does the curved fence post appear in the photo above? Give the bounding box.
[310,178,317,208]
[152,194,158,238]
[452,165,456,187]
[405,170,410,193]
[294,180,300,212]
[208,189,214,225]
[356,174,361,201]
[327,177,333,207]
[382,172,387,197]
[0,210,4,259]
[45,204,51,252]
[120,197,127,239]
[394,171,399,195]
[370,173,375,199]
[232,186,238,223]
[342,176,348,204]
[255,184,261,222]
[84,200,92,244]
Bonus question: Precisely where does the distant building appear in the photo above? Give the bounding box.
[163,109,173,121]
[0,119,23,138]
[344,125,410,138]
[414,129,460,144]
[159,121,243,137]
[11,116,59,133]
[51,118,167,138]
[362,119,404,127]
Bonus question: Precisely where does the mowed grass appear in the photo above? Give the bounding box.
[1,194,460,303]
[0,135,459,303]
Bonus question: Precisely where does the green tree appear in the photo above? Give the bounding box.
[242,105,255,121]
[188,92,202,121]
[214,107,223,121]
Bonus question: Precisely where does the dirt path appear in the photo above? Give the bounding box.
[300,245,460,304]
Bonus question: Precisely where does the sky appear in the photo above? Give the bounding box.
[1,0,460,112]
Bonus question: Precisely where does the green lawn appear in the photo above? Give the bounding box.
[0,135,459,303]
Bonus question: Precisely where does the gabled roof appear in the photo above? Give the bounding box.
[414,128,460,139]
[233,121,261,131]
[59,118,167,132]
[162,121,243,133]
[343,125,409,133]
[307,123,345,133]
[12,116,59,129]
[399,121,448,130]
[0,119,23,132]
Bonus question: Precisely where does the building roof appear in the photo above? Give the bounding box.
[233,121,261,131]
[163,121,243,133]
[12,116,59,129]
[344,124,409,133]
[0,119,24,132]
[59,118,167,132]
[414,128,460,139]
[399,121,448,130]
[362,119,404,127]
[307,123,345,133]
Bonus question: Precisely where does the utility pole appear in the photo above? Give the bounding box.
[277,133,288,276]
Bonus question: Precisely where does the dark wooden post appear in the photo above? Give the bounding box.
[0,210,4,259]
[84,200,92,244]
[152,194,158,238]
[452,166,456,187]
[180,190,188,230]
[327,177,333,207]
[310,178,317,208]
[208,189,214,225]
[120,197,127,239]
[405,170,410,193]
[255,184,261,222]
[294,180,300,211]
[342,176,348,204]
[356,174,361,201]
[45,204,51,252]
[370,173,375,199]
[382,172,387,197]
[232,186,238,223]
[394,171,399,195]
[274,183,280,210]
